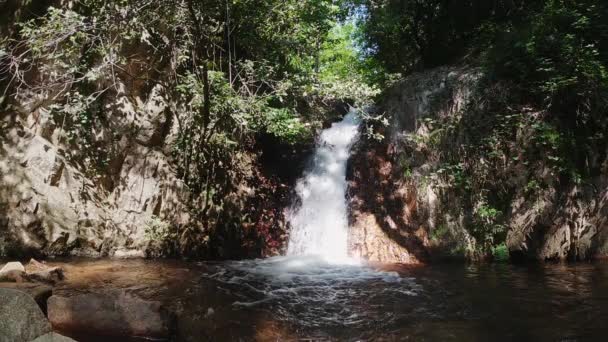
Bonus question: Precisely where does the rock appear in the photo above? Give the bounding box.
[0,282,53,315]
[355,64,608,262]
[31,332,77,342]
[0,288,51,342]
[48,291,174,339]
[349,212,422,264]
[26,259,64,284]
[28,269,63,284]
[108,144,190,256]
[0,261,25,273]
[507,185,608,261]
[0,132,110,258]
[345,67,484,263]
[0,122,190,259]
[347,141,430,264]
[0,262,27,282]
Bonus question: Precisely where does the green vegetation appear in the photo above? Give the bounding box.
[353,0,608,258]
[1,0,606,260]
[492,243,510,262]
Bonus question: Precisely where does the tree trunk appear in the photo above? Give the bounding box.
[186,0,211,134]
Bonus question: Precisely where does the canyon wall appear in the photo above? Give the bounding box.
[348,66,608,263]
[0,0,298,259]
[0,83,295,259]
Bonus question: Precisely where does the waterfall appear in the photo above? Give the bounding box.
[206,112,412,325]
[286,110,360,262]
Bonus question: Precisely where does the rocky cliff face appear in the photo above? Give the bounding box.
[0,0,341,260]
[0,86,296,259]
[347,67,479,263]
[0,0,326,259]
[347,66,608,263]
[1,111,187,258]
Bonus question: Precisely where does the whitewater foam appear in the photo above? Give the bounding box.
[286,110,360,262]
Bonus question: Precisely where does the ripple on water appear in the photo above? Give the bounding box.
[204,255,421,329]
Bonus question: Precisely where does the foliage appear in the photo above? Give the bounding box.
[263,108,311,144]
[492,243,509,262]
[484,0,608,179]
[472,202,506,252]
[354,0,608,258]
[144,216,179,258]
[0,0,375,257]
[430,224,449,243]
[355,0,532,75]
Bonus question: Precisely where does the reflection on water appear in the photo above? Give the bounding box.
[33,258,608,341]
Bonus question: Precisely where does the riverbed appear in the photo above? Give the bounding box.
[31,257,608,341]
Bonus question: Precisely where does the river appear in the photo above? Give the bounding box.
[42,258,608,341]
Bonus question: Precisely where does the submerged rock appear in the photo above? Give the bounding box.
[31,333,77,342]
[0,288,51,342]
[48,291,174,339]
[0,260,64,285]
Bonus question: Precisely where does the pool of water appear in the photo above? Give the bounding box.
[31,257,608,341]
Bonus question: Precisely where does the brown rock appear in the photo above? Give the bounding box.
[349,212,421,264]
[26,259,64,284]
[48,291,174,339]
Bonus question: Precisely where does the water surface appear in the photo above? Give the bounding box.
[42,258,608,341]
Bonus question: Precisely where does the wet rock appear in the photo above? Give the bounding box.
[0,261,27,282]
[31,332,77,342]
[26,259,64,284]
[0,288,51,342]
[48,291,174,339]
[0,282,52,315]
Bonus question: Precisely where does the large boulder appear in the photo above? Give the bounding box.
[507,183,608,261]
[48,291,174,339]
[0,282,53,315]
[31,333,77,342]
[0,288,51,342]
[0,129,113,258]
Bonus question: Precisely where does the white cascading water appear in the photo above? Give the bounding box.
[286,110,360,262]
[206,109,417,328]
